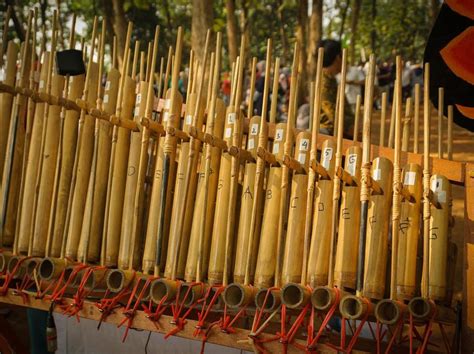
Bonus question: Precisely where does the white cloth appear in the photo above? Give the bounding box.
[345,66,365,105]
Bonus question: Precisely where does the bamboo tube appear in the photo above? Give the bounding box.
[127,25,160,274]
[117,50,149,270]
[274,43,299,290]
[281,131,311,286]
[353,94,361,143]
[0,14,32,248]
[207,39,246,286]
[253,123,286,289]
[0,41,18,182]
[437,87,444,159]
[447,105,453,160]
[221,36,247,289]
[46,18,85,259]
[31,14,67,257]
[149,27,184,280]
[428,174,451,300]
[63,22,101,260]
[15,52,50,254]
[388,82,397,148]
[339,55,376,320]
[363,156,393,299]
[333,145,362,289]
[379,92,387,147]
[102,22,133,267]
[389,57,403,302]
[185,38,225,281]
[77,21,116,263]
[232,57,260,285]
[402,97,412,152]
[306,139,337,287]
[164,31,210,280]
[413,83,420,153]
[396,163,422,299]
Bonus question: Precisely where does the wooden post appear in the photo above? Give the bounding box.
[379,91,387,147]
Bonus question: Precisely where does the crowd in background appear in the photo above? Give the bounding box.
[174,54,425,132]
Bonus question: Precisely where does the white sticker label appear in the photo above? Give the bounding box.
[404,171,416,186]
[163,111,169,122]
[0,68,5,81]
[321,147,333,169]
[134,107,139,117]
[250,123,259,135]
[248,139,255,150]
[373,168,381,181]
[438,191,446,203]
[103,94,109,103]
[347,154,357,176]
[136,93,142,104]
[225,127,232,138]
[105,81,111,90]
[298,153,306,165]
[185,114,193,125]
[272,143,279,154]
[275,129,284,141]
[299,138,310,151]
[39,80,45,89]
[164,99,171,109]
[227,112,236,124]
[431,177,442,192]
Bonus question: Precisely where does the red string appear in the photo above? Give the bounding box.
[0,256,33,295]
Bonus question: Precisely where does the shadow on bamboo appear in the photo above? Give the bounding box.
[223,283,256,309]
[374,299,406,325]
[280,283,310,309]
[339,294,373,320]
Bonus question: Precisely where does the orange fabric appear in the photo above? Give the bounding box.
[440,26,474,85]
[446,0,474,20]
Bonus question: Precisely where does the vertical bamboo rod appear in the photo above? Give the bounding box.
[380,92,387,147]
[353,94,361,143]
[413,83,420,154]
[447,105,453,160]
[438,87,444,159]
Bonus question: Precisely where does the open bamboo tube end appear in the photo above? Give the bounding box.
[38,257,71,281]
[149,278,180,304]
[255,288,281,312]
[25,258,41,277]
[106,269,135,293]
[407,297,435,321]
[223,283,256,309]
[0,252,13,273]
[7,256,27,279]
[281,283,310,309]
[311,286,346,312]
[374,299,405,325]
[339,295,372,320]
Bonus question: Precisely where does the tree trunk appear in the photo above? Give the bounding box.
[110,0,127,67]
[338,1,349,41]
[307,0,323,80]
[192,0,214,70]
[296,0,308,105]
[226,0,239,65]
[350,0,362,64]
[371,0,377,53]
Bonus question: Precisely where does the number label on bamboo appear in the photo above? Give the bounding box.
[136,93,142,104]
[225,127,232,138]
[322,147,333,169]
[275,129,284,141]
[266,189,272,199]
[251,123,259,135]
[399,217,411,234]
[164,99,171,109]
[404,171,416,186]
[431,177,442,192]
[39,80,45,89]
[0,68,5,81]
[227,112,236,124]
[272,143,279,154]
[347,154,358,176]
[291,197,299,208]
[105,80,111,90]
[299,139,309,151]
[342,207,350,219]
[104,94,109,103]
